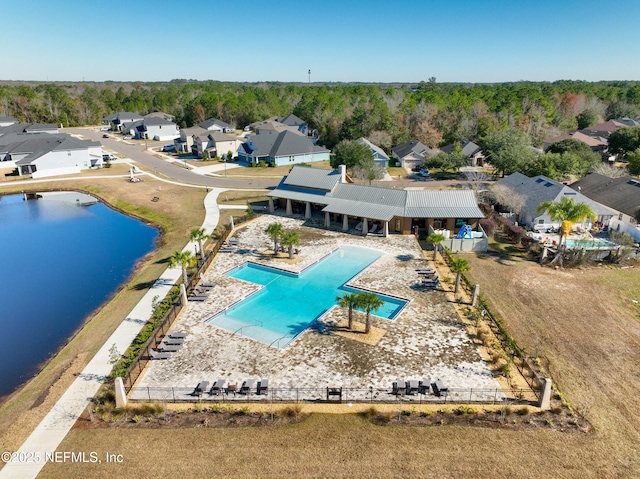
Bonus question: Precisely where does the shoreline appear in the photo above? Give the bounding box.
[0,174,208,458]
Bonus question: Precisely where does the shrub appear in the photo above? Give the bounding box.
[280,405,302,418]
[479,218,497,237]
[455,405,477,415]
[516,407,530,416]
[362,406,378,419]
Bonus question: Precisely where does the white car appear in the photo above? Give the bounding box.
[100,126,109,131]
[123,136,132,140]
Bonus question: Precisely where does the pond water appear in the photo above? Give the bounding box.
[0,192,158,399]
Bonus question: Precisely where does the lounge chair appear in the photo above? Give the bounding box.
[199,282,214,289]
[257,378,269,395]
[227,238,239,245]
[196,284,213,292]
[219,246,235,253]
[157,342,180,353]
[422,278,440,288]
[188,293,208,301]
[209,379,226,395]
[163,337,184,345]
[239,379,255,394]
[416,267,435,274]
[433,380,448,397]
[194,287,211,295]
[355,222,363,231]
[419,378,431,394]
[193,381,209,397]
[392,380,406,396]
[369,224,378,233]
[149,350,171,360]
[167,329,187,339]
[407,379,419,395]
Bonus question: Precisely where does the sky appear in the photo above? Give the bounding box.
[3,0,640,84]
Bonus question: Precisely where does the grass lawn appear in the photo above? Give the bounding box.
[0,172,207,455]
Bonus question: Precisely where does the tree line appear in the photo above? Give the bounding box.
[3,80,640,152]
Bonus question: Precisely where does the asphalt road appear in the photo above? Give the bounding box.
[64,127,484,191]
[64,127,280,190]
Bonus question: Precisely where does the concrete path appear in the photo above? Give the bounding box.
[0,189,225,479]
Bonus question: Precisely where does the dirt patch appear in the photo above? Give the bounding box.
[332,319,386,346]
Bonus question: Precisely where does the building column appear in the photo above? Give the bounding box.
[362,218,368,236]
[342,215,349,232]
[325,211,330,228]
[383,221,389,238]
[305,202,311,219]
[286,199,292,216]
[268,198,274,213]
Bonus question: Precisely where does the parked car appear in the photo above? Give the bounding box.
[100,126,109,131]
[411,165,423,172]
[102,134,109,138]
[123,136,132,140]
[161,144,175,152]
[420,169,430,177]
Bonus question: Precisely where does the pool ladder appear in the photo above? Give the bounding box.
[268,335,291,348]
[231,320,263,337]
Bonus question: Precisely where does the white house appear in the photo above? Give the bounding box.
[193,131,244,159]
[199,118,236,133]
[125,117,179,141]
[174,126,207,153]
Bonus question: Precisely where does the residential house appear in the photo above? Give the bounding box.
[122,116,179,141]
[0,115,17,127]
[199,118,236,133]
[440,139,485,167]
[174,126,207,153]
[391,140,434,169]
[268,165,485,249]
[497,172,615,232]
[543,130,608,155]
[0,131,102,177]
[571,173,640,241]
[273,113,315,137]
[238,130,329,166]
[249,119,306,137]
[193,131,245,159]
[144,111,175,122]
[356,137,389,168]
[103,112,144,131]
[0,123,58,135]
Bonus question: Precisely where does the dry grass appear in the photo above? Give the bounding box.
[0,174,207,454]
[333,319,387,346]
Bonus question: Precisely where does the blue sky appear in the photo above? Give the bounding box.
[3,0,640,83]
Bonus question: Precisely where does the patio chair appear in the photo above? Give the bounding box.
[157,342,180,353]
[257,378,269,395]
[167,329,187,339]
[422,278,440,289]
[209,379,226,396]
[239,379,255,394]
[162,337,184,346]
[433,380,448,397]
[419,378,431,395]
[355,222,363,231]
[392,380,406,396]
[188,293,208,301]
[227,238,239,246]
[416,267,435,274]
[149,350,171,360]
[199,282,214,289]
[193,381,209,397]
[407,379,419,395]
[369,223,378,233]
[196,284,213,292]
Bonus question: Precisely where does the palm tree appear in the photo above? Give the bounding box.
[358,292,384,334]
[280,231,300,259]
[336,292,361,331]
[427,233,445,261]
[537,197,597,249]
[190,227,209,258]
[169,250,195,285]
[450,257,471,294]
[265,223,284,255]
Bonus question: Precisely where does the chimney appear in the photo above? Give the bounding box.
[339,164,346,183]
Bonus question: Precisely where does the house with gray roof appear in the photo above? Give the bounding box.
[122,116,179,141]
[0,115,17,127]
[356,137,389,168]
[103,112,144,131]
[571,173,640,241]
[441,139,485,167]
[391,140,434,169]
[267,166,485,247]
[498,172,615,232]
[238,130,329,167]
[0,130,102,177]
[0,123,58,135]
[193,131,244,159]
[199,118,235,133]
[174,126,207,153]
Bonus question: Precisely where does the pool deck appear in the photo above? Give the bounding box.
[134,214,502,399]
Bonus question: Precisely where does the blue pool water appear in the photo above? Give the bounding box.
[564,238,616,249]
[206,245,408,347]
[0,193,157,398]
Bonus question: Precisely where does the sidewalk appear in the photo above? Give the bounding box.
[0,189,225,479]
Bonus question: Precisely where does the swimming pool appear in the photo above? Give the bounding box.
[564,238,616,249]
[206,245,408,347]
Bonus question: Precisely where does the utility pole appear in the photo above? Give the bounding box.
[308,69,311,84]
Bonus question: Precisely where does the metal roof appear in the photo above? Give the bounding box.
[283,166,342,191]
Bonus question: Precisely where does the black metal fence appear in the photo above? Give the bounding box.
[128,386,540,405]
